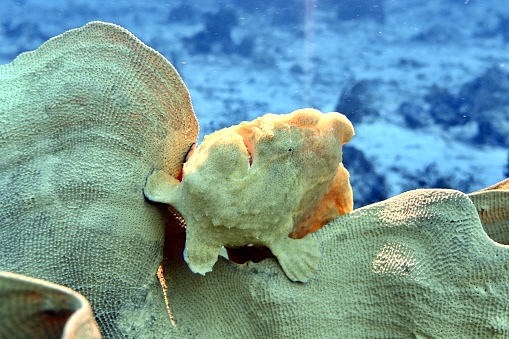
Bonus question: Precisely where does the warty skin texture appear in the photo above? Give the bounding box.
[2,21,509,339]
[144,108,355,282]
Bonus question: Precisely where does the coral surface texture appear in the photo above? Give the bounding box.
[1,22,508,339]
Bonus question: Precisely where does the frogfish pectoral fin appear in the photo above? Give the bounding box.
[143,169,181,205]
[269,235,320,283]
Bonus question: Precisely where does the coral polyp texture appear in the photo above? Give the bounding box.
[468,178,509,245]
[144,108,355,282]
[0,21,198,337]
[0,271,101,339]
[2,21,509,339]
[165,187,509,338]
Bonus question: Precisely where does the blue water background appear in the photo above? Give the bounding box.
[1,0,508,207]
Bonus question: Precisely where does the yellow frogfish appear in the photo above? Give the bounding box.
[144,108,354,282]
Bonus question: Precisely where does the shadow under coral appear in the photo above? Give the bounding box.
[162,205,275,269]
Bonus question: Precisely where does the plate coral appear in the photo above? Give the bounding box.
[1,22,509,339]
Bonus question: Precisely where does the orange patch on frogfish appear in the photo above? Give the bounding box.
[289,162,353,239]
